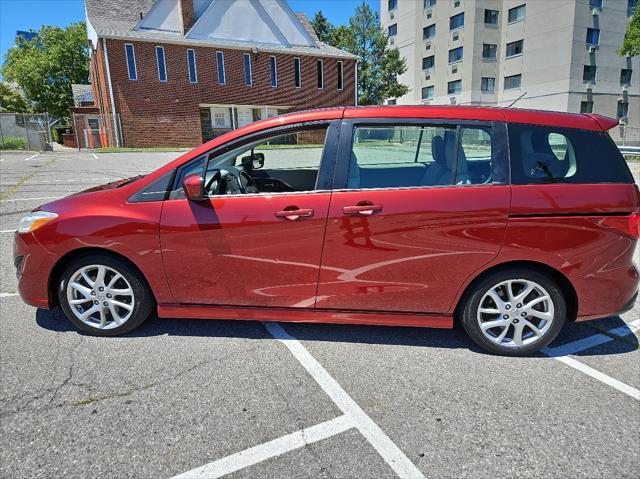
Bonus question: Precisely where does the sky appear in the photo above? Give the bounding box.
[0,0,379,77]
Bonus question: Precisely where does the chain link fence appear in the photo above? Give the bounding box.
[0,113,51,151]
[71,113,122,149]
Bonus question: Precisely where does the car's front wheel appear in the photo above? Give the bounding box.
[58,254,154,336]
[460,269,567,356]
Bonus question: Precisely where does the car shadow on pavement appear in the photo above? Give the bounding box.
[35,308,637,356]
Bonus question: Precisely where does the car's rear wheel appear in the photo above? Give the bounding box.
[58,254,154,336]
[460,269,567,356]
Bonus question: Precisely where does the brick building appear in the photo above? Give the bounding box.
[85,0,358,147]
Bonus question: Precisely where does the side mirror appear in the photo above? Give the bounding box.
[241,152,265,170]
[182,173,204,201]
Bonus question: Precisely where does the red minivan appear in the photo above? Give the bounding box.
[13,106,639,355]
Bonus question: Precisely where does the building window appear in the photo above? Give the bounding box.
[620,68,633,85]
[586,28,600,45]
[294,57,301,88]
[243,53,252,86]
[617,101,629,119]
[583,65,597,82]
[506,40,524,58]
[454,0,460,6]
[424,0,436,8]
[448,46,463,64]
[388,23,397,37]
[589,0,603,8]
[484,9,498,25]
[504,74,522,90]
[580,101,594,113]
[388,0,397,11]
[216,51,225,85]
[337,61,344,90]
[450,12,464,30]
[423,24,436,40]
[187,49,197,84]
[481,77,495,92]
[317,59,324,89]
[155,46,167,82]
[508,4,526,23]
[124,43,137,81]
[269,56,277,87]
[482,44,497,59]
[447,80,462,94]
[422,85,434,100]
[422,55,435,70]
[629,0,637,17]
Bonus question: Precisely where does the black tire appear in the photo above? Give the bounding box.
[57,253,155,336]
[459,268,567,356]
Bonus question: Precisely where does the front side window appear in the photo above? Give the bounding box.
[506,40,524,57]
[483,43,497,59]
[187,49,197,83]
[620,68,632,85]
[508,4,526,23]
[423,24,436,40]
[422,85,434,100]
[156,46,167,82]
[388,23,398,36]
[586,28,600,44]
[243,53,252,86]
[422,55,435,70]
[125,43,137,80]
[448,79,462,94]
[481,77,495,92]
[294,57,301,88]
[216,51,225,84]
[346,124,493,189]
[504,74,522,90]
[269,56,277,87]
[484,9,498,25]
[508,124,633,185]
[450,12,464,30]
[449,46,463,63]
[583,65,597,82]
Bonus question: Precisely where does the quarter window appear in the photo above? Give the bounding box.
[125,43,137,80]
[506,40,524,57]
[187,49,197,83]
[508,4,526,23]
[508,124,633,184]
[346,124,493,189]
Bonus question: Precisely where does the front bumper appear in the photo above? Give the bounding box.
[13,232,57,309]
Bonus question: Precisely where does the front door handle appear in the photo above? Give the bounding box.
[343,202,383,216]
[275,207,314,221]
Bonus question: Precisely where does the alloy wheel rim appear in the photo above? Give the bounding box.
[476,279,554,348]
[66,264,135,330]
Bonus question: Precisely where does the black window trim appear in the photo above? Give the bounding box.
[332,118,508,192]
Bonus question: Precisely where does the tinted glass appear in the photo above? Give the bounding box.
[508,124,633,185]
[130,171,174,202]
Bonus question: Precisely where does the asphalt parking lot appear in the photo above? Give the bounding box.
[0,149,638,479]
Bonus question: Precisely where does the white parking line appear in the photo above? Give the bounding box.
[90,152,98,160]
[1,196,61,202]
[264,322,425,479]
[174,415,355,479]
[24,153,40,161]
[0,230,15,233]
[0,293,19,298]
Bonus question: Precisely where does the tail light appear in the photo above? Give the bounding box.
[600,212,640,239]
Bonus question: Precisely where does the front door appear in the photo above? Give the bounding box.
[160,122,337,308]
[316,121,510,314]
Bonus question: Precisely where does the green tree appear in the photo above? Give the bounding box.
[310,3,408,105]
[619,3,639,57]
[1,22,89,119]
[311,11,332,43]
[0,82,30,112]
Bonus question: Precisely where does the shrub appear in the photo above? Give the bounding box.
[51,125,71,144]
[0,137,27,150]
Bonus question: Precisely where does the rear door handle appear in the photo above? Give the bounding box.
[275,208,314,221]
[343,203,383,216]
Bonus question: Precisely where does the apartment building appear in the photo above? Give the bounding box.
[382,0,639,144]
[86,0,357,147]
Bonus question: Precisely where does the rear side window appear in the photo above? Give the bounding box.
[508,124,633,184]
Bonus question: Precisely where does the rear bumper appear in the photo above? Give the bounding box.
[13,232,57,309]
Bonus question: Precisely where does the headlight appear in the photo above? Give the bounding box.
[18,211,58,234]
